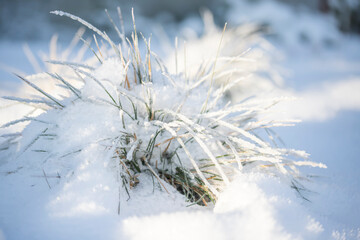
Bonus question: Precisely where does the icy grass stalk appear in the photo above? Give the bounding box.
[0,9,326,207]
[14,74,64,108]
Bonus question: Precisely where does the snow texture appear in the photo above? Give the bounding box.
[1,0,360,239]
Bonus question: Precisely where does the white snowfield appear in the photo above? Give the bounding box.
[1,1,360,240]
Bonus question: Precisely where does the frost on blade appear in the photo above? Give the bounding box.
[50,11,107,41]
[126,140,139,161]
[0,9,326,209]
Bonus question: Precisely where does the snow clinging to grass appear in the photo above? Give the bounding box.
[0,8,332,240]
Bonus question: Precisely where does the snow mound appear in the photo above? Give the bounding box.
[0,8,330,240]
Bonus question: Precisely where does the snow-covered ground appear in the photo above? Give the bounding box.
[1,1,360,239]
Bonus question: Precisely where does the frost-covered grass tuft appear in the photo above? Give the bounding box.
[0,9,326,207]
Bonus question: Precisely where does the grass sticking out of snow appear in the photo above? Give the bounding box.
[0,8,326,208]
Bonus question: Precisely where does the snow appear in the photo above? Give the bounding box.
[123,174,297,240]
[1,0,360,239]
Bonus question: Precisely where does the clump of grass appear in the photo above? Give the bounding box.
[0,8,326,207]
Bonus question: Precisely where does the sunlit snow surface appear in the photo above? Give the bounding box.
[1,1,360,239]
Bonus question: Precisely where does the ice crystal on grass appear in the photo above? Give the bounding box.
[0,9,326,207]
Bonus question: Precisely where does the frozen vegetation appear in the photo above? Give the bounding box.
[1,1,360,239]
